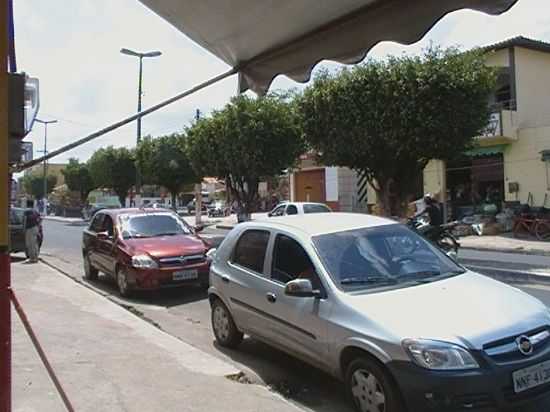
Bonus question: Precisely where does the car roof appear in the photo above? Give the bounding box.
[100,208,176,217]
[245,212,395,237]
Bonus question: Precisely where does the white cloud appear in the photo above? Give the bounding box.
[14,0,549,163]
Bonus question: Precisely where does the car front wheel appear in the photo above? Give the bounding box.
[211,299,243,348]
[116,267,132,297]
[83,253,98,280]
[346,358,403,412]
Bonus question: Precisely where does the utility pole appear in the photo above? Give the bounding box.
[194,109,202,226]
[120,48,161,207]
[1,0,11,408]
[35,119,57,214]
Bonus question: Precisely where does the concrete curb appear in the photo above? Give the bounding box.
[465,263,550,285]
[43,216,84,224]
[462,246,550,258]
[216,224,236,230]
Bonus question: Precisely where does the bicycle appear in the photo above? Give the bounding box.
[535,218,550,241]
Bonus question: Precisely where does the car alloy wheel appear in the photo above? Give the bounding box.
[213,305,230,341]
[83,254,98,280]
[211,299,243,348]
[116,268,131,297]
[346,358,403,412]
[351,369,386,412]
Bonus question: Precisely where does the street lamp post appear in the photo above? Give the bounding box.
[35,119,57,214]
[120,48,161,207]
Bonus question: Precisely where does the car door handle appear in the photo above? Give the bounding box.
[266,292,277,303]
[221,275,230,283]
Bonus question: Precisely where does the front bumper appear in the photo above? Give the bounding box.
[126,262,210,291]
[388,349,550,412]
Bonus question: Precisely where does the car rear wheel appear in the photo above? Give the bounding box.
[116,267,132,297]
[346,358,403,412]
[211,299,242,348]
[83,254,98,280]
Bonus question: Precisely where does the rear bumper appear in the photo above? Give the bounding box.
[387,352,550,412]
[127,262,210,291]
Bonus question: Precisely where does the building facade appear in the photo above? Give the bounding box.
[422,37,550,218]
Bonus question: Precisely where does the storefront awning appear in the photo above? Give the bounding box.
[466,144,507,157]
[138,0,518,94]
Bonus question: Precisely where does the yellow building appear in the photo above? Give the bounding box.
[24,162,66,187]
[421,37,550,218]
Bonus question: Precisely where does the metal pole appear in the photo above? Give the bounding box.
[0,0,12,408]
[194,109,202,226]
[135,56,143,207]
[42,122,47,212]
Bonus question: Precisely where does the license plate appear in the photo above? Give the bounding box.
[173,269,198,281]
[513,360,550,393]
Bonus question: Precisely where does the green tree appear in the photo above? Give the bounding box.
[136,134,198,210]
[20,174,57,199]
[87,147,136,206]
[61,158,95,203]
[298,47,496,216]
[186,94,304,216]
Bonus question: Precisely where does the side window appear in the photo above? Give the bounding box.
[232,230,270,274]
[286,205,298,215]
[90,214,104,232]
[271,235,320,289]
[9,210,23,225]
[303,204,331,214]
[103,216,114,237]
[271,205,285,216]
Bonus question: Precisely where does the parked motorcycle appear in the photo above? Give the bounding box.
[407,216,460,255]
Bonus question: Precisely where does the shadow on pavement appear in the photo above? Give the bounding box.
[214,338,352,412]
[85,274,209,307]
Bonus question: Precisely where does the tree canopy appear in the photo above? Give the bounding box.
[87,147,135,206]
[298,47,496,216]
[61,158,95,203]
[20,174,57,199]
[136,134,198,209]
[186,94,304,214]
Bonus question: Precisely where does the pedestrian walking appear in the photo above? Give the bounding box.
[24,209,40,263]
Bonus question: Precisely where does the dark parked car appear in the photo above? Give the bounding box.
[82,208,211,296]
[9,207,43,255]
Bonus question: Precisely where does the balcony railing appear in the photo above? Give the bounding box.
[479,100,518,139]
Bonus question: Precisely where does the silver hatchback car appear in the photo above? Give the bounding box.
[208,213,550,412]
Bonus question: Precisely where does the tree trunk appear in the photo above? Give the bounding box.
[171,192,177,211]
[194,183,202,225]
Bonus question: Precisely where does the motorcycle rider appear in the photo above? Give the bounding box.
[414,194,443,241]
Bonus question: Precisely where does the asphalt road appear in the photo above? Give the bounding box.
[37,219,550,412]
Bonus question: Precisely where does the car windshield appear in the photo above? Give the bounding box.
[118,213,192,239]
[312,224,464,292]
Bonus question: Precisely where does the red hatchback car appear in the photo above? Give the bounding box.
[82,208,211,296]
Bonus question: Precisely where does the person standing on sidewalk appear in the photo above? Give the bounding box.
[24,209,40,263]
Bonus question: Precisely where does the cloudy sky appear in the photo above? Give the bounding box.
[14,0,550,164]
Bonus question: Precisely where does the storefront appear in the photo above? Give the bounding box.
[446,145,506,220]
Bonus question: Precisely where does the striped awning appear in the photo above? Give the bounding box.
[466,144,507,157]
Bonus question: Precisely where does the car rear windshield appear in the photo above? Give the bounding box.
[303,204,331,214]
[312,224,464,292]
[119,213,192,239]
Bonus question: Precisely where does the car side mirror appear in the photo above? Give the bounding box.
[206,248,217,261]
[96,231,109,240]
[194,224,204,233]
[284,279,320,298]
[446,251,458,261]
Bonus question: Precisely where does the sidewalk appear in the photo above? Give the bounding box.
[215,213,269,230]
[11,261,303,412]
[460,233,550,256]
